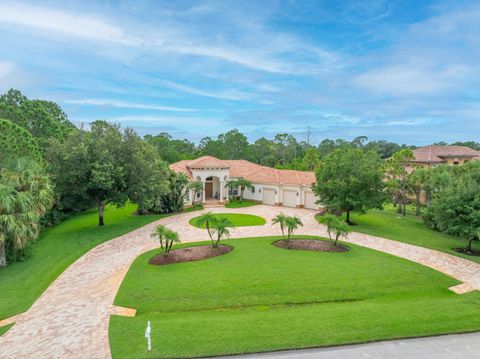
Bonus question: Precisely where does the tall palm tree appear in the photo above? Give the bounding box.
[0,158,53,266]
[226,179,254,201]
[285,216,303,244]
[272,213,288,239]
[211,217,233,247]
[195,212,217,242]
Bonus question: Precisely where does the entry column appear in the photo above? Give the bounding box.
[220,181,224,202]
[202,181,206,203]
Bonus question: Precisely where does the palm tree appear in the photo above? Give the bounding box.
[150,224,180,256]
[211,217,234,247]
[0,158,54,266]
[226,179,254,201]
[150,224,169,250]
[272,213,288,239]
[163,229,181,255]
[195,212,217,242]
[284,216,303,244]
[188,181,203,207]
[319,214,350,246]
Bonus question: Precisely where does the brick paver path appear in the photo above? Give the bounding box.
[0,205,479,359]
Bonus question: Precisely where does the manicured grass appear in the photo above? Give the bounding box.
[225,199,259,208]
[189,213,266,228]
[343,206,480,264]
[0,204,189,322]
[110,236,480,358]
[0,324,13,336]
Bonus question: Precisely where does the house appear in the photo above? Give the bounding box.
[170,156,320,209]
[411,145,480,168]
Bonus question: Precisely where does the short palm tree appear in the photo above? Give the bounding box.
[211,217,234,247]
[150,224,169,249]
[226,179,254,201]
[194,212,216,241]
[319,214,350,246]
[285,216,303,244]
[272,213,288,238]
[150,224,180,256]
[188,181,203,206]
[0,158,54,266]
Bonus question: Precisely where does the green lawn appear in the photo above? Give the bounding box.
[189,213,266,228]
[344,206,480,264]
[110,236,480,358]
[225,199,259,208]
[0,204,187,323]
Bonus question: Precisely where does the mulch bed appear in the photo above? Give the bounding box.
[273,239,349,252]
[453,248,480,257]
[149,245,233,265]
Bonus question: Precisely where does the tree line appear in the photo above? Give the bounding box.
[313,147,480,254]
[2,88,479,265]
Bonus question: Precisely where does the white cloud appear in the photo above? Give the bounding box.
[0,61,14,80]
[0,2,133,44]
[0,2,336,74]
[63,98,194,112]
[105,114,223,127]
[158,80,251,101]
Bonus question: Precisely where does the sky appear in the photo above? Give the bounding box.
[1,0,480,145]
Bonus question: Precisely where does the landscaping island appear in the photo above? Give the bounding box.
[109,235,480,359]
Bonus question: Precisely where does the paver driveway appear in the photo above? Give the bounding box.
[0,205,479,359]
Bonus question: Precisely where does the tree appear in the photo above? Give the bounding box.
[151,172,188,213]
[429,162,480,253]
[0,89,75,151]
[272,213,288,238]
[219,129,249,159]
[121,128,170,214]
[408,168,429,216]
[284,216,303,243]
[188,181,203,207]
[47,121,128,225]
[301,147,321,171]
[385,149,414,216]
[319,214,351,246]
[0,119,42,162]
[150,225,180,256]
[211,217,234,247]
[313,148,385,224]
[0,158,54,266]
[195,212,217,243]
[226,178,254,201]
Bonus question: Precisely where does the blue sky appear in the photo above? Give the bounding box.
[1,0,479,145]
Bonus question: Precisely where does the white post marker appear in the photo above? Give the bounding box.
[145,320,152,352]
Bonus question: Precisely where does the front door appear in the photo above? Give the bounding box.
[205,182,213,198]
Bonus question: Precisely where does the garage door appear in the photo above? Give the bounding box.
[304,191,318,210]
[262,188,276,205]
[283,190,297,208]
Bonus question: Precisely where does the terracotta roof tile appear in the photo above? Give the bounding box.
[170,156,316,186]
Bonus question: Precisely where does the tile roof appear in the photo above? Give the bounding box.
[412,145,480,163]
[170,157,316,186]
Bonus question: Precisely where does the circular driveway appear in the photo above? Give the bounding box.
[0,205,479,359]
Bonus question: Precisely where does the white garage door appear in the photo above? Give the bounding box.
[304,191,318,210]
[283,190,297,208]
[262,188,276,205]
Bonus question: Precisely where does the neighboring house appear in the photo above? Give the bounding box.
[170,156,320,209]
[410,145,480,169]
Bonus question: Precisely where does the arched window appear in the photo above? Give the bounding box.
[453,161,459,165]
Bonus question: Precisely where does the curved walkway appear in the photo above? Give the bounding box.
[0,205,479,359]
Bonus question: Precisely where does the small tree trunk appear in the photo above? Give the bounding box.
[466,238,474,252]
[426,191,431,209]
[415,192,421,217]
[346,210,351,225]
[0,241,6,267]
[98,202,105,226]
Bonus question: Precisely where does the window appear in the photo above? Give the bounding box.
[453,161,459,165]
[206,176,213,181]
[251,186,255,194]
[229,187,238,196]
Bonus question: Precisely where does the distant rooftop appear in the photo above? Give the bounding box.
[412,145,480,163]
